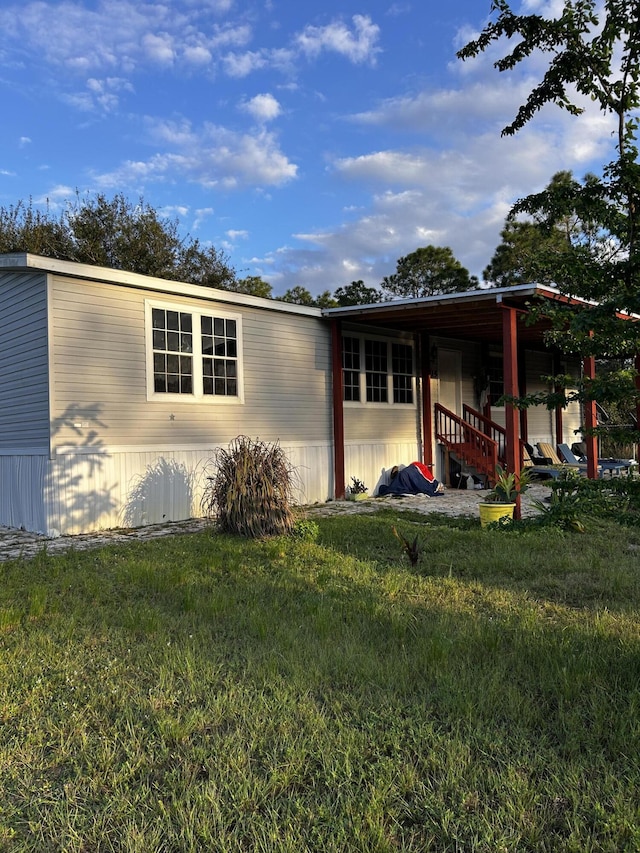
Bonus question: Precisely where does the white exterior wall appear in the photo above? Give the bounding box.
[39,274,335,534]
[0,265,334,535]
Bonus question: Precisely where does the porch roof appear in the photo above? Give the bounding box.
[323,283,564,345]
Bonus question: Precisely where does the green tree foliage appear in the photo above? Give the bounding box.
[314,289,339,308]
[280,286,338,307]
[0,200,73,258]
[235,276,273,299]
[333,279,385,306]
[382,246,478,299]
[0,193,236,289]
[484,173,580,286]
[459,1,640,439]
[281,285,316,305]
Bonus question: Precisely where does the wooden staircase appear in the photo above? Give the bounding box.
[462,404,507,467]
[435,403,505,486]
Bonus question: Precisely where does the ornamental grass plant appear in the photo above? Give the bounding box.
[201,435,297,538]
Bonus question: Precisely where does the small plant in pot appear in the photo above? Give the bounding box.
[479,465,531,527]
[346,476,369,501]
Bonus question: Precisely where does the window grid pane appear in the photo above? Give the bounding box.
[201,314,238,396]
[152,309,194,395]
[365,340,388,403]
[342,336,361,402]
[392,343,413,404]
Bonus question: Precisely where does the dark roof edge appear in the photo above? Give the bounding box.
[321,283,561,319]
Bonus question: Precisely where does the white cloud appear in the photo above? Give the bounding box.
[239,93,281,123]
[226,229,249,239]
[266,69,620,297]
[222,50,267,77]
[0,2,250,81]
[222,47,295,78]
[158,204,189,218]
[192,207,214,230]
[183,45,212,65]
[296,14,381,65]
[142,32,175,65]
[34,184,77,210]
[77,76,134,112]
[94,121,297,190]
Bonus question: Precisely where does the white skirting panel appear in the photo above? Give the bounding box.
[344,439,421,497]
[0,442,334,536]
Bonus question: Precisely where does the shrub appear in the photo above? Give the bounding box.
[202,436,297,538]
[290,519,320,542]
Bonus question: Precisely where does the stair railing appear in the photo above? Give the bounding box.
[435,403,498,484]
[463,404,507,466]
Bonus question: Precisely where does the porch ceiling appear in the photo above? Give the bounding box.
[324,285,560,346]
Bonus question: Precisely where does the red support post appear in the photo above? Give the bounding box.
[502,306,522,518]
[421,333,433,470]
[331,319,346,499]
[583,355,598,480]
[635,355,640,458]
[555,384,564,446]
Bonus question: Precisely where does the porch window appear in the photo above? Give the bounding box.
[341,335,414,405]
[392,343,413,404]
[342,336,361,401]
[487,353,504,404]
[365,340,388,402]
[146,300,243,402]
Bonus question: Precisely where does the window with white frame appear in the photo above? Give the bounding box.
[342,335,414,404]
[342,336,361,401]
[392,342,414,404]
[146,301,243,402]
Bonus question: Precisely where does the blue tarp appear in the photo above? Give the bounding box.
[378,464,443,497]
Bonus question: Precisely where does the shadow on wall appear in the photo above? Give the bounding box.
[122,457,195,528]
[46,404,119,536]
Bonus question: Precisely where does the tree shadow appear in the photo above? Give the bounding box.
[44,404,119,535]
[122,457,195,528]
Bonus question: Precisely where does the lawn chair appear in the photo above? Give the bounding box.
[521,444,566,480]
[556,442,630,477]
[537,441,601,479]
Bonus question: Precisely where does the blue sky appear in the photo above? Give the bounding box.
[0,0,616,296]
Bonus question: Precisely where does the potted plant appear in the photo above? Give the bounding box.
[346,476,369,501]
[478,465,531,527]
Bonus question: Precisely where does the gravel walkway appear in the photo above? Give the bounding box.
[0,484,550,563]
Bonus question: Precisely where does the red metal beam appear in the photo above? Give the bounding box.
[421,333,433,469]
[331,319,346,499]
[583,355,598,480]
[635,355,640,451]
[502,305,521,518]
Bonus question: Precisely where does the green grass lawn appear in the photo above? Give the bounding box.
[1,509,640,851]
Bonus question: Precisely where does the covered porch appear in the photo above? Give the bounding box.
[325,284,628,518]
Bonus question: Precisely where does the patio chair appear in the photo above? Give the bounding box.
[556,442,631,476]
[521,444,566,480]
[538,441,611,479]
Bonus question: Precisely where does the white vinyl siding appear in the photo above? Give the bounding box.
[524,350,555,443]
[49,275,332,451]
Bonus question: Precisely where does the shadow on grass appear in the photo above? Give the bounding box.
[2,523,640,850]
[316,507,640,613]
[7,525,639,751]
